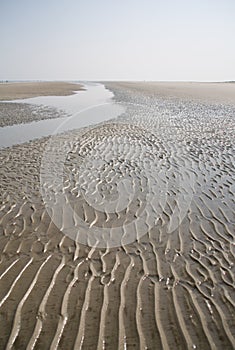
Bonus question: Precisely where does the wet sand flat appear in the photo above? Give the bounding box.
[0,81,84,101]
[105,81,235,104]
[0,102,68,127]
[0,82,235,349]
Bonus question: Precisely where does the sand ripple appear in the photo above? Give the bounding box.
[0,102,68,127]
[0,83,234,349]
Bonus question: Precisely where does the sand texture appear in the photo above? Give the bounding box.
[0,81,84,101]
[0,82,235,349]
[104,81,235,105]
[0,102,69,127]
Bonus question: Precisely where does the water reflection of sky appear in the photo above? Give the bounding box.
[0,83,125,148]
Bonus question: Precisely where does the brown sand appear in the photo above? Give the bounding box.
[0,82,234,349]
[0,81,84,101]
[104,81,235,105]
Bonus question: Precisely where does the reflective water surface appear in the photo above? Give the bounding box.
[0,83,125,148]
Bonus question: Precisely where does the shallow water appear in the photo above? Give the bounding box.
[0,83,125,148]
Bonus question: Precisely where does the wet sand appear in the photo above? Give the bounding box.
[104,81,235,104]
[0,102,68,127]
[0,81,84,101]
[0,81,84,127]
[0,82,235,349]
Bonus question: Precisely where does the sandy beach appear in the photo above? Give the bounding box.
[104,81,235,104]
[0,82,234,349]
[0,81,84,101]
[0,82,84,127]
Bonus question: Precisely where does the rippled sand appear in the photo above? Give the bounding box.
[0,82,235,349]
[0,103,69,127]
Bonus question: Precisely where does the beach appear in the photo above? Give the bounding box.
[0,82,234,349]
[0,81,84,101]
[0,82,84,127]
[104,81,235,104]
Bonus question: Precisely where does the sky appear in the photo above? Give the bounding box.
[0,0,235,81]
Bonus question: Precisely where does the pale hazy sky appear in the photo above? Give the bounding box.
[0,0,235,81]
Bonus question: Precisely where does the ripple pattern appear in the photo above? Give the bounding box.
[0,83,234,349]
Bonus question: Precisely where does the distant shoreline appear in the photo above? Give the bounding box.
[0,81,85,100]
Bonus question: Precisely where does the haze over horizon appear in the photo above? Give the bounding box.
[0,0,235,82]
